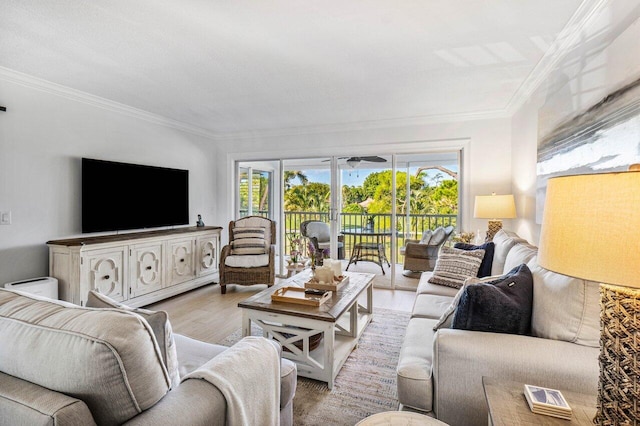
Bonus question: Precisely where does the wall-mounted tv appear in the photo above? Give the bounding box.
[82,158,189,233]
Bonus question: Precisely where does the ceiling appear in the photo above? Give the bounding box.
[1,1,587,137]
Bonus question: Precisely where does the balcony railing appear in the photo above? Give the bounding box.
[283,211,457,262]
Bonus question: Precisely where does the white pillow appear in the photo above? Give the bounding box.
[428,246,485,289]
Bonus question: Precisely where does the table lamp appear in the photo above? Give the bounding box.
[473,193,517,241]
[538,168,640,425]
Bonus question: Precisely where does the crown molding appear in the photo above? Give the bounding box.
[210,108,510,142]
[505,0,609,114]
[0,66,219,140]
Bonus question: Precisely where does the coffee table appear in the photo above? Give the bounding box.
[238,270,375,389]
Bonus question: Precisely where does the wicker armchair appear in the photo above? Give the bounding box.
[219,216,276,294]
[401,225,454,278]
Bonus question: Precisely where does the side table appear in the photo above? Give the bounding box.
[356,411,448,425]
[482,377,597,425]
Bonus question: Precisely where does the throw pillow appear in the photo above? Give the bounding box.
[86,290,180,388]
[231,226,267,255]
[433,274,504,330]
[454,242,495,277]
[452,263,534,335]
[428,246,485,289]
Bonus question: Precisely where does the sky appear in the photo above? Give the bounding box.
[293,165,457,187]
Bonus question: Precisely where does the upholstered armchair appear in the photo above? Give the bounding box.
[400,225,454,277]
[300,220,344,259]
[219,216,276,294]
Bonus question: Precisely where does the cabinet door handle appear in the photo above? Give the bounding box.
[179,258,185,263]
[204,253,211,257]
[146,266,152,270]
[103,275,110,280]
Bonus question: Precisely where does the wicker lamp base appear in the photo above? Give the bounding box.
[595,284,640,425]
[484,220,503,242]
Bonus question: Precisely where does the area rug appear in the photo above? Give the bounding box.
[218,308,411,425]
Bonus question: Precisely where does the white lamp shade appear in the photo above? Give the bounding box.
[538,171,640,288]
[473,194,516,219]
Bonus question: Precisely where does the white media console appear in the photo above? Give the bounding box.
[48,226,221,307]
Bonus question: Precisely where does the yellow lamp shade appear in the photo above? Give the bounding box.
[473,194,517,219]
[538,170,640,288]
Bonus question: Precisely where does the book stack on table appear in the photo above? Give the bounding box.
[524,384,573,420]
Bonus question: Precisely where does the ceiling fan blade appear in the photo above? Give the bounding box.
[360,156,387,163]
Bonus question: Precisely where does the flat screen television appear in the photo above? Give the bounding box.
[82,158,189,233]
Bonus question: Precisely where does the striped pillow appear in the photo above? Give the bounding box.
[428,246,485,289]
[231,226,267,255]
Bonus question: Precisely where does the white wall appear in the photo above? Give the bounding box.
[214,117,514,245]
[0,78,217,285]
[511,2,640,244]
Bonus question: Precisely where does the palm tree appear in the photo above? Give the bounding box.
[284,171,309,190]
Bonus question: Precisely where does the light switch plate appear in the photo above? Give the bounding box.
[1,211,11,225]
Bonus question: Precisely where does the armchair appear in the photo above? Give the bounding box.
[300,220,344,259]
[219,216,276,294]
[400,225,454,277]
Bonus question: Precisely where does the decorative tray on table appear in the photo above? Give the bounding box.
[271,287,332,306]
[304,275,349,292]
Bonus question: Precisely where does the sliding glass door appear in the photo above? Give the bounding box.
[235,150,461,289]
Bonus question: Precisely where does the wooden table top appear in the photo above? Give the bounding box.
[47,226,222,246]
[483,377,597,425]
[238,270,375,322]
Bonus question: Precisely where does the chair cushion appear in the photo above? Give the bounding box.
[503,243,538,274]
[0,288,170,426]
[234,217,273,244]
[453,242,495,277]
[86,290,180,389]
[419,230,434,244]
[416,272,459,297]
[306,222,330,242]
[231,226,267,255]
[411,294,454,320]
[428,246,485,289]
[528,257,600,348]
[452,264,534,335]
[225,254,270,267]
[428,227,447,245]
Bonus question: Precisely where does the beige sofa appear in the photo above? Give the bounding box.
[396,229,600,426]
[0,288,296,426]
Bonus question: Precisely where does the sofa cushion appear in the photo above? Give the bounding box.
[528,257,600,348]
[86,290,180,389]
[503,243,538,274]
[0,288,170,426]
[412,294,454,320]
[225,254,270,267]
[0,371,96,426]
[491,229,527,276]
[397,318,439,412]
[416,272,459,297]
[428,246,485,289]
[453,242,495,277]
[231,226,267,255]
[452,264,534,335]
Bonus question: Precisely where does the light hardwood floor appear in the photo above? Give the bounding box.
[146,280,416,344]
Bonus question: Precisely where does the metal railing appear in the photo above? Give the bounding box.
[283,211,457,262]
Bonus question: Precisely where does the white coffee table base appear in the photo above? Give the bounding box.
[242,288,372,389]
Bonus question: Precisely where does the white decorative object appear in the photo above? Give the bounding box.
[324,259,342,277]
[315,266,334,284]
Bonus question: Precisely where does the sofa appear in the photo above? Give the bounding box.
[0,288,297,426]
[396,229,601,426]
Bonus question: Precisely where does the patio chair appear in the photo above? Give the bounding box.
[400,225,454,278]
[219,216,276,294]
[300,220,344,259]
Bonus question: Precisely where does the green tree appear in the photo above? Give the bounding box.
[284,182,331,212]
[284,171,308,190]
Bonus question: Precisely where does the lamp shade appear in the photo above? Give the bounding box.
[473,194,516,219]
[538,171,640,288]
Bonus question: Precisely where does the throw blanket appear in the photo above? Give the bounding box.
[182,336,280,426]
